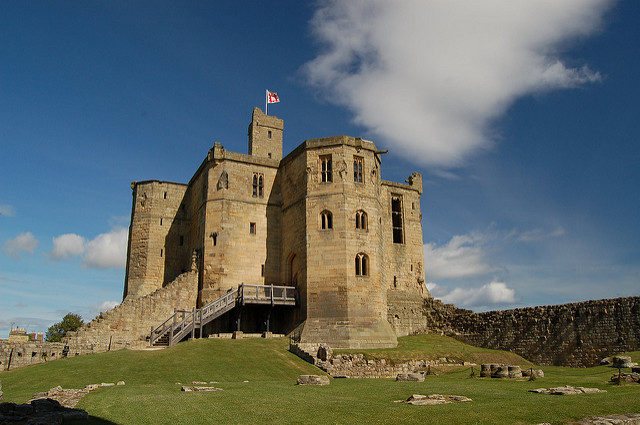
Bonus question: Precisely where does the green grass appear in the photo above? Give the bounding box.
[1,337,638,424]
[335,333,533,366]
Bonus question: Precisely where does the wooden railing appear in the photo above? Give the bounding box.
[150,284,296,346]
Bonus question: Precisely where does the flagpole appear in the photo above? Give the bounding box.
[265,90,268,115]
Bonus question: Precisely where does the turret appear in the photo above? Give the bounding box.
[248,107,283,161]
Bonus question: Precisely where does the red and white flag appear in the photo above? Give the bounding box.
[267,90,280,104]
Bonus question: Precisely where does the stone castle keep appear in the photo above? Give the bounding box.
[122,107,428,349]
[2,108,638,372]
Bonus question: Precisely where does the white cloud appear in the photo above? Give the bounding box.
[82,227,128,269]
[423,234,494,280]
[49,233,86,260]
[516,226,566,242]
[304,0,612,166]
[98,300,119,312]
[3,232,38,258]
[434,281,517,308]
[0,204,16,217]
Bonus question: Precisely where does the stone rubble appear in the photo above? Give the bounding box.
[610,372,640,384]
[396,372,425,382]
[297,375,330,386]
[181,386,222,392]
[395,394,472,406]
[479,364,539,379]
[529,386,607,395]
[612,356,638,369]
[569,413,640,424]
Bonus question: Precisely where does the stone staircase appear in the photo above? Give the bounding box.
[64,270,198,352]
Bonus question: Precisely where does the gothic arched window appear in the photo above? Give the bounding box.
[320,210,333,229]
[355,252,369,276]
[355,210,368,230]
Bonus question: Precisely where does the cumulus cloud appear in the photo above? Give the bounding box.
[3,232,38,258]
[49,227,128,269]
[82,227,128,269]
[430,281,517,308]
[304,0,612,165]
[423,234,494,280]
[49,234,86,260]
[0,204,16,217]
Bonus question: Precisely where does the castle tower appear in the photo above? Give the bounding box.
[248,107,283,161]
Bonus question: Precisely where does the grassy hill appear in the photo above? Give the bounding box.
[335,333,533,366]
[1,336,638,424]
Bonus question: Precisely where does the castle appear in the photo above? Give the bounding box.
[123,107,429,349]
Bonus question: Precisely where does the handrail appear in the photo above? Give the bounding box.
[150,283,296,346]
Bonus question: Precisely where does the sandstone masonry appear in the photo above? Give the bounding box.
[121,107,429,349]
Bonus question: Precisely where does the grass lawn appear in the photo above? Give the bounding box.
[334,333,533,366]
[0,336,638,424]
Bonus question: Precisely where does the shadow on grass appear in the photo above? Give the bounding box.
[67,416,118,424]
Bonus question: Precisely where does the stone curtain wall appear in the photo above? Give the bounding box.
[0,341,94,371]
[449,297,640,367]
[64,270,198,352]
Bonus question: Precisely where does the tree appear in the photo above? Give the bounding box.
[45,313,84,342]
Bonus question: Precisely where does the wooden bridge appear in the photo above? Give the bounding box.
[150,284,296,346]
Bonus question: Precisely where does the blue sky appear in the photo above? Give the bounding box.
[1,1,638,336]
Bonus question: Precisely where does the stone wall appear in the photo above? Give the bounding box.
[449,296,640,367]
[0,341,94,371]
[64,270,198,352]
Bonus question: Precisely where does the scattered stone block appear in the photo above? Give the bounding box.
[529,386,606,395]
[569,413,640,424]
[181,386,222,392]
[612,356,636,369]
[297,375,330,386]
[610,372,640,384]
[508,366,523,378]
[100,382,115,387]
[397,394,472,405]
[192,381,208,385]
[396,373,425,382]
[116,381,125,386]
[480,364,490,377]
[492,366,509,378]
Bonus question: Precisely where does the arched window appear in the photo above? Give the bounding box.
[355,253,369,276]
[320,210,333,229]
[355,210,368,230]
[252,174,258,197]
[258,175,264,197]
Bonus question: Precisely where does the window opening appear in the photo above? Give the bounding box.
[268,130,272,139]
[252,174,258,197]
[250,222,256,234]
[320,210,333,229]
[261,264,265,277]
[355,253,369,276]
[258,175,264,197]
[160,249,163,257]
[392,196,404,244]
[353,156,364,183]
[160,218,163,226]
[268,153,272,158]
[320,155,332,183]
[211,232,217,246]
[393,276,397,288]
[164,191,167,199]
[355,210,367,230]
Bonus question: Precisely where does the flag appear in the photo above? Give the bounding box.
[267,90,280,104]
